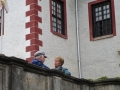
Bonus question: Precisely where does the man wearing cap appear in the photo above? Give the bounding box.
[31,51,50,69]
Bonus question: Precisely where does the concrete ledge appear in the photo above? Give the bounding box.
[0,55,120,90]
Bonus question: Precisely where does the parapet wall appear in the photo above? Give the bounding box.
[0,56,120,90]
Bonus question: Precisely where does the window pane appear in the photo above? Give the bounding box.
[99,16,102,20]
[96,12,98,16]
[99,12,102,15]
[104,15,107,19]
[96,17,98,21]
[103,6,106,10]
[99,7,101,11]
[106,5,109,9]
[95,8,98,12]
[107,9,110,13]
[107,14,110,18]
[103,10,106,14]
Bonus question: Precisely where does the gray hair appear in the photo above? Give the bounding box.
[35,55,44,59]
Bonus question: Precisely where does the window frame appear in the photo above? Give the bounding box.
[88,0,116,41]
[50,0,68,39]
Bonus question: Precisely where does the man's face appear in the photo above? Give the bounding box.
[39,55,45,63]
[54,59,61,68]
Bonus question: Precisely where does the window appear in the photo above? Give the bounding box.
[50,0,67,39]
[88,0,116,41]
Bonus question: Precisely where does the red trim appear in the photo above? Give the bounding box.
[25,0,44,62]
[26,33,39,40]
[30,27,42,34]
[30,39,43,46]
[30,4,42,12]
[31,50,38,56]
[30,15,42,23]
[26,0,38,6]
[26,9,38,16]
[26,45,39,52]
[50,0,68,39]
[26,21,38,28]
[88,0,116,41]
[111,0,116,36]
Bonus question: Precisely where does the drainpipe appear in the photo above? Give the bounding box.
[75,0,82,78]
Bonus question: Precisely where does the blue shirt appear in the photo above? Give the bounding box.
[56,66,71,75]
[31,59,50,69]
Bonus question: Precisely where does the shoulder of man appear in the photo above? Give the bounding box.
[31,59,39,64]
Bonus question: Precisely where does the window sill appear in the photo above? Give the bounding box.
[93,34,113,41]
[51,31,67,39]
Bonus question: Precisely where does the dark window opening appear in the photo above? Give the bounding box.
[92,1,112,38]
[52,0,65,35]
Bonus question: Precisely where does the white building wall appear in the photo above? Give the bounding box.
[2,0,120,79]
[78,0,120,79]
[1,0,26,59]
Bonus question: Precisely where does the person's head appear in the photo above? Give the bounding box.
[54,56,64,68]
[34,51,47,63]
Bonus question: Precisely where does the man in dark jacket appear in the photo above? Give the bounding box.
[31,51,50,69]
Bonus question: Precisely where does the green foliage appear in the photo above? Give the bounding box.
[88,79,93,81]
[115,77,120,79]
[96,76,108,80]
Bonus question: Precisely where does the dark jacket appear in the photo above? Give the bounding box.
[55,66,71,75]
[31,59,50,69]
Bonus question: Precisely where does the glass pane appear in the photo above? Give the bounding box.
[99,16,102,20]
[60,26,61,29]
[54,22,56,27]
[107,9,110,13]
[54,7,55,10]
[53,11,55,15]
[52,6,53,9]
[99,12,102,15]
[95,8,98,12]
[58,24,59,28]
[96,17,98,21]
[54,2,55,6]
[103,6,106,10]
[59,21,61,24]
[59,10,61,13]
[57,4,59,8]
[96,12,98,16]
[106,5,109,9]
[59,14,61,18]
[99,7,101,11]
[103,10,106,14]
[59,5,61,9]
[57,9,59,12]
[107,14,110,18]
[104,15,106,19]
[54,18,56,22]
[54,27,56,31]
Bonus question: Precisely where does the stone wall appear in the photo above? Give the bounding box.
[0,56,120,90]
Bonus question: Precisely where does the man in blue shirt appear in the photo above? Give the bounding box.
[31,51,50,69]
